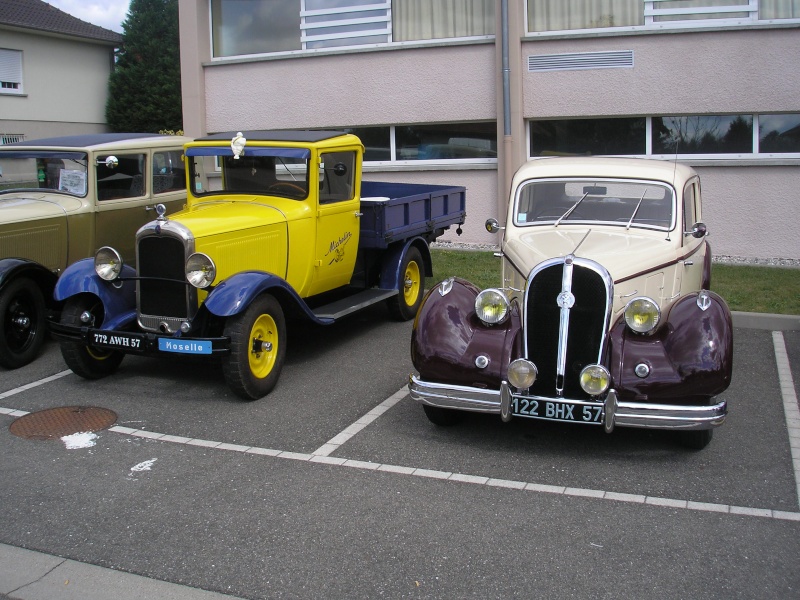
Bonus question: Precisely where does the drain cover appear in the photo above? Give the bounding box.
[9,406,117,441]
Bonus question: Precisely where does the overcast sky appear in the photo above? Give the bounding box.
[46,0,130,33]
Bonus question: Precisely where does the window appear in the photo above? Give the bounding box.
[527,0,800,34]
[0,49,23,94]
[530,114,800,158]
[153,150,186,194]
[96,154,147,200]
[319,151,356,203]
[210,0,491,58]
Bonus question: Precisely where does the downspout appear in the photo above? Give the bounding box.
[499,0,513,243]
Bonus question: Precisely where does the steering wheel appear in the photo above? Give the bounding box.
[268,182,306,196]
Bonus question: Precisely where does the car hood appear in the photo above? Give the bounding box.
[505,227,677,282]
[168,200,290,238]
[0,193,83,222]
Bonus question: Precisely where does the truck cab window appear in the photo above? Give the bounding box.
[319,151,355,204]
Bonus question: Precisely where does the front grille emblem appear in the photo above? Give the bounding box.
[557,291,575,309]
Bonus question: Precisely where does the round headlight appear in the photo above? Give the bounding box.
[508,359,538,390]
[580,364,610,396]
[94,246,123,281]
[624,297,661,334]
[185,253,216,288]
[475,289,510,325]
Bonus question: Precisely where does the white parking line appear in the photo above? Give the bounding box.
[0,370,71,408]
[773,331,800,509]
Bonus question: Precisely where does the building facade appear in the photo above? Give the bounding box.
[178,0,800,261]
[0,0,122,143]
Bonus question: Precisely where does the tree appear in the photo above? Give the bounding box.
[106,0,182,133]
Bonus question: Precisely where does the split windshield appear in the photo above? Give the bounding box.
[0,151,89,196]
[514,179,674,231]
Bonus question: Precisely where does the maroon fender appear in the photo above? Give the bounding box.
[608,291,733,404]
[411,278,522,388]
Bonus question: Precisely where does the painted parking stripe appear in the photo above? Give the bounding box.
[0,370,71,406]
[773,331,800,510]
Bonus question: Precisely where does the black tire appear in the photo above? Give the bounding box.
[387,247,425,321]
[680,428,713,450]
[59,295,124,379]
[222,294,286,401]
[0,277,47,369]
[423,404,465,426]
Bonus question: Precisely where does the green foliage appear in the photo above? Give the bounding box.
[429,249,800,315]
[106,0,182,133]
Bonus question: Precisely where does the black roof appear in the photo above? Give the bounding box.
[0,0,122,44]
[5,133,172,148]
[199,130,348,143]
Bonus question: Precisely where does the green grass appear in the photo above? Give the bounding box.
[428,249,800,315]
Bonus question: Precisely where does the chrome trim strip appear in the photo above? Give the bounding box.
[555,255,574,395]
[409,375,726,431]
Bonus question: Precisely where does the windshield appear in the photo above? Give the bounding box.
[514,178,674,231]
[0,151,89,196]
[188,146,310,200]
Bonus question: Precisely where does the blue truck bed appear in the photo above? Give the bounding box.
[359,181,466,248]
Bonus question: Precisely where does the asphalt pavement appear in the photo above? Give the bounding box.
[1,309,798,599]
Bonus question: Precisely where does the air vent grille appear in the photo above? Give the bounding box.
[528,50,634,72]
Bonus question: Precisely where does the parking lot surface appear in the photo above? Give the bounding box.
[1,307,799,599]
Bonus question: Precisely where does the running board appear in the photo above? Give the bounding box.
[312,288,398,321]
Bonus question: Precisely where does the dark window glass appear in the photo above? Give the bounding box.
[396,123,497,160]
[211,0,300,57]
[530,118,645,157]
[653,115,753,154]
[759,114,800,153]
[342,127,391,161]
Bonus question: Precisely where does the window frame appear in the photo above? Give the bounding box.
[0,49,23,96]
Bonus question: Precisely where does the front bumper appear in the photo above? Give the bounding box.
[408,375,726,432]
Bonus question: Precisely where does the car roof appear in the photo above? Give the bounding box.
[197,130,348,144]
[3,133,190,151]
[513,156,697,186]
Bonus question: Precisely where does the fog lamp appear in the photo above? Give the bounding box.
[580,364,610,396]
[474,289,509,325]
[186,253,216,288]
[94,246,123,281]
[508,359,537,390]
[624,297,661,334]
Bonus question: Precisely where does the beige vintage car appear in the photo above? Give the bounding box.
[410,157,733,450]
[0,133,190,369]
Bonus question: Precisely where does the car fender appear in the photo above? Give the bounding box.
[379,237,433,290]
[609,290,733,403]
[203,271,331,324]
[411,277,522,388]
[53,258,138,329]
[0,258,59,307]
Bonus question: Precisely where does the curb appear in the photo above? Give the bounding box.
[732,311,800,331]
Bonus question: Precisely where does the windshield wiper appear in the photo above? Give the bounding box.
[625,189,648,230]
[554,192,589,227]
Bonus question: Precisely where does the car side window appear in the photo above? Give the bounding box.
[153,150,186,194]
[319,151,355,204]
[97,153,147,201]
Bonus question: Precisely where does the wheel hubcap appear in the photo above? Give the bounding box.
[403,261,421,305]
[249,314,278,379]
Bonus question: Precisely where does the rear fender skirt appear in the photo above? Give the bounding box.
[411,277,522,388]
[203,271,330,324]
[53,258,137,328]
[609,290,733,403]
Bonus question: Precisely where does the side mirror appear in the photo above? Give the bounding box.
[333,162,348,177]
[98,156,119,169]
[686,222,708,239]
[485,218,503,234]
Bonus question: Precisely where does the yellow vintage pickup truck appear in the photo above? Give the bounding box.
[51,130,466,400]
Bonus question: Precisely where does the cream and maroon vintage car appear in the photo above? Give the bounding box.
[410,157,733,449]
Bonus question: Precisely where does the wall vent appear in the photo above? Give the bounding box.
[528,50,634,72]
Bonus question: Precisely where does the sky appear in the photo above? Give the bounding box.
[46,0,130,33]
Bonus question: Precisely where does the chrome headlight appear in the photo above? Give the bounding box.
[475,289,510,325]
[624,296,661,334]
[508,359,537,390]
[94,246,123,281]
[185,253,216,288]
[580,364,610,396]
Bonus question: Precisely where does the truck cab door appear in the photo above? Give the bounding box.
[308,150,361,296]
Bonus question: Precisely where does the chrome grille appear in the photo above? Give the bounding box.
[525,257,611,400]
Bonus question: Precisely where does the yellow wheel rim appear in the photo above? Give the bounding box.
[403,260,421,307]
[249,313,278,379]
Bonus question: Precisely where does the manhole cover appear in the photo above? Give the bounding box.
[9,406,117,441]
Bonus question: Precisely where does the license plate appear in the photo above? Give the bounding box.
[511,397,603,424]
[158,338,212,355]
[91,331,144,351]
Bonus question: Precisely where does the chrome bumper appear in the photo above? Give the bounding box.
[408,375,727,432]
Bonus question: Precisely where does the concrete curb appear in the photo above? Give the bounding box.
[732,311,800,331]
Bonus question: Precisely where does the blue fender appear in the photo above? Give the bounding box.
[203,271,332,324]
[379,237,433,290]
[53,258,138,329]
